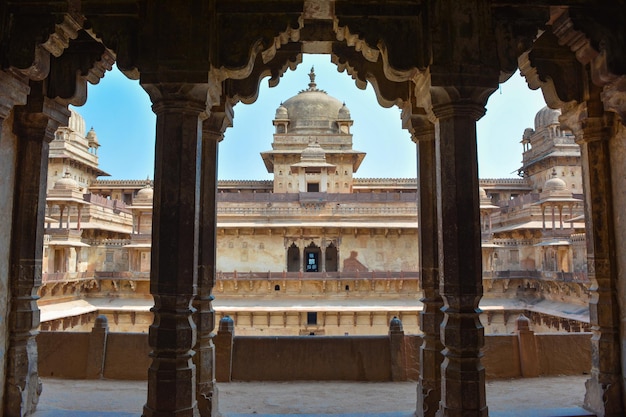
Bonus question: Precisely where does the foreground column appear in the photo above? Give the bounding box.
[0,70,31,414]
[194,102,232,417]
[142,83,207,417]
[565,108,625,417]
[7,83,69,416]
[433,97,488,417]
[404,108,443,417]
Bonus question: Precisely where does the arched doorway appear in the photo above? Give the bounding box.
[325,242,338,272]
[303,242,320,272]
[287,242,300,272]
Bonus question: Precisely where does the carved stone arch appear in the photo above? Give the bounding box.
[211,1,430,113]
[47,30,115,106]
[1,7,84,80]
[518,31,582,111]
[547,7,626,125]
[223,43,303,106]
[330,42,413,109]
[333,1,429,79]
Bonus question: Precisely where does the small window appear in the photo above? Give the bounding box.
[307,312,317,325]
[345,285,350,291]
[307,183,319,192]
[274,284,280,291]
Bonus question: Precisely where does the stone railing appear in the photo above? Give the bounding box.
[83,193,132,214]
[483,269,589,283]
[217,271,419,280]
[42,271,93,283]
[217,191,418,204]
[94,271,150,280]
[218,205,417,216]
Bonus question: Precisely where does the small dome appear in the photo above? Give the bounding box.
[479,187,488,199]
[135,184,154,201]
[544,177,567,191]
[300,141,326,163]
[534,106,561,131]
[86,127,99,147]
[54,172,79,191]
[134,180,154,204]
[68,109,86,137]
[338,102,350,120]
[522,128,534,140]
[544,174,567,192]
[275,104,288,119]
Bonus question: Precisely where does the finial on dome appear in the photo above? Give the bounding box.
[308,66,317,91]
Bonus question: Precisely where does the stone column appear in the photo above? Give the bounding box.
[404,108,443,417]
[194,102,232,417]
[0,71,30,412]
[389,316,407,382]
[214,316,234,383]
[564,110,625,417]
[141,83,207,417]
[432,97,488,417]
[7,83,69,416]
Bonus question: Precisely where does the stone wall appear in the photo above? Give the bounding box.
[37,318,592,382]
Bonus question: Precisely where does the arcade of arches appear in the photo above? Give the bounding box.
[1,1,626,417]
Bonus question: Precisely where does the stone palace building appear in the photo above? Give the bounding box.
[39,69,588,340]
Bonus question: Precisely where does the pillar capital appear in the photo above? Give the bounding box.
[201,100,234,141]
[560,101,614,145]
[142,82,209,115]
[0,71,30,120]
[402,104,435,144]
[13,84,71,144]
[430,86,494,122]
[601,76,626,125]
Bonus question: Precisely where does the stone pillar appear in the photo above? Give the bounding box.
[214,316,234,383]
[194,103,232,417]
[389,316,407,382]
[432,97,488,417]
[564,110,625,417]
[404,108,443,417]
[85,315,109,379]
[7,83,69,416]
[141,83,207,417]
[0,70,30,413]
[516,315,539,378]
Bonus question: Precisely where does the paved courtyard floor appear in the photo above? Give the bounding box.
[32,376,594,417]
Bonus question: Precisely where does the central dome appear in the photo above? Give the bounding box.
[279,67,348,134]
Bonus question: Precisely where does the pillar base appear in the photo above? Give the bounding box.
[584,375,624,417]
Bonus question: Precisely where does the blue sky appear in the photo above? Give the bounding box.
[73,54,547,181]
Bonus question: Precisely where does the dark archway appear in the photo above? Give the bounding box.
[325,242,338,272]
[287,242,300,272]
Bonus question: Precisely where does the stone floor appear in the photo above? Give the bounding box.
[32,376,595,417]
